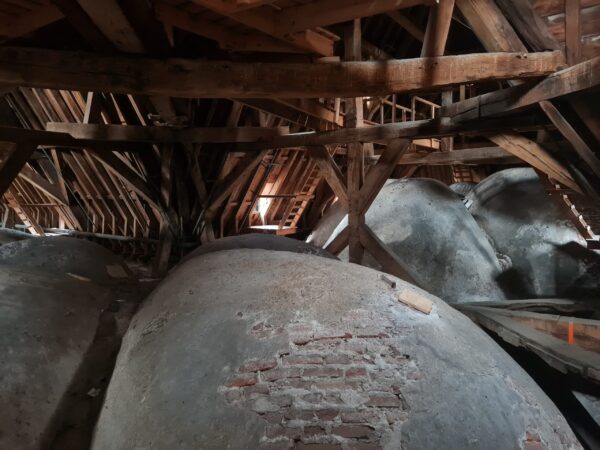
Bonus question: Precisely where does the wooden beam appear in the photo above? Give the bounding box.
[0,3,63,39]
[152,145,174,277]
[0,47,566,99]
[0,142,36,197]
[155,3,301,53]
[358,224,416,284]
[442,57,600,121]
[386,11,425,41]
[277,0,429,34]
[46,123,290,144]
[395,146,518,165]
[495,0,561,51]
[358,139,411,215]
[324,225,349,256]
[488,134,580,191]
[18,165,68,205]
[3,188,44,236]
[345,19,365,264]
[565,0,582,65]
[539,101,600,177]
[191,0,334,56]
[420,0,455,57]
[307,146,348,209]
[205,150,268,219]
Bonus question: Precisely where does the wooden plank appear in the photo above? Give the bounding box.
[345,19,364,264]
[152,145,174,277]
[276,0,429,34]
[307,146,348,210]
[395,146,518,165]
[495,0,561,51]
[155,3,301,53]
[532,0,600,17]
[442,57,600,121]
[205,150,268,219]
[3,188,44,235]
[398,289,433,314]
[191,0,334,56]
[0,47,566,99]
[566,0,582,65]
[0,142,35,197]
[324,225,349,256]
[358,139,411,214]
[46,122,290,144]
[387,11,425,42]
[488,134,580,192]
[18,165,68,205]
[421,0,455,57]
[539,101,600,177]
[0,3,63,38]
[358,224,416,284]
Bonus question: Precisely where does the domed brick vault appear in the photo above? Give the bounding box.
[92,249,581,450]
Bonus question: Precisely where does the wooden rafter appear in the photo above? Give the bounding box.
[0,47,566,99]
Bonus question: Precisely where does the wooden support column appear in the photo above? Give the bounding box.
[345,19,365,264]
[565,0,581,66]
[153,144,174,277]
[421,0,455,152]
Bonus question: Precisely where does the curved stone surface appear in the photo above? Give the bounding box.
[0,238,127,449]
[466,168,599,298]
[182,233,336,265]
[326,178,506,304]
[93,250,579,450]
[0,236,132,283]
[0,228,31,245]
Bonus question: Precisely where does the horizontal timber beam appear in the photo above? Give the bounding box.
[0,47,566,99]
[442,57,600,121]
[394,146,519,165]
[46,123,290,144]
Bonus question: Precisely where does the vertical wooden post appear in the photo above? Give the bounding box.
[565,0,581,66]
[344,18,365,264]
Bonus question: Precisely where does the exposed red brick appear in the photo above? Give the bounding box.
[332,425,374,439]
[313,331,352,341]
[239,358,278,373]
[271,395,293,407]
[365,393,402,408]
[524,442,545,450]
[325,354,352,365]
[302,367,343,378]
[341,410,380,424]
[315,409,339,421]
[345,367,368,379]
[292,334,313,345]
[225,373,257,388]
[303,426,326,436]
[356,331,389,339]
[284,408,315,421]
[263,368,302,382]
[324,393,344,404]
[314,380,361,391]
[278,378,313,390]
[284,355,323,365]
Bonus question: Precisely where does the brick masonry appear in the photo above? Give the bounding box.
[219,309,419,449]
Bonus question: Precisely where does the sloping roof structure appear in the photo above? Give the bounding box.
[0,0,599,275]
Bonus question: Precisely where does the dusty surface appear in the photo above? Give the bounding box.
[466,168,600,298]
[93,249,579,450]
[325,179,506,304]
[0,237,139,449]
[0,228,31,245]
[182,233,336,266]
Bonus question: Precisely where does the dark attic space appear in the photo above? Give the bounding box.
[0,0,599,449]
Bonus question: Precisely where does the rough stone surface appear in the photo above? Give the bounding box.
[466,168,600,298]
[0,237,132,449]
[0,228,31,245]
[182,233,337,266]
[325,179,506,304]
[93,249,579,450]
[0,236,132,284]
